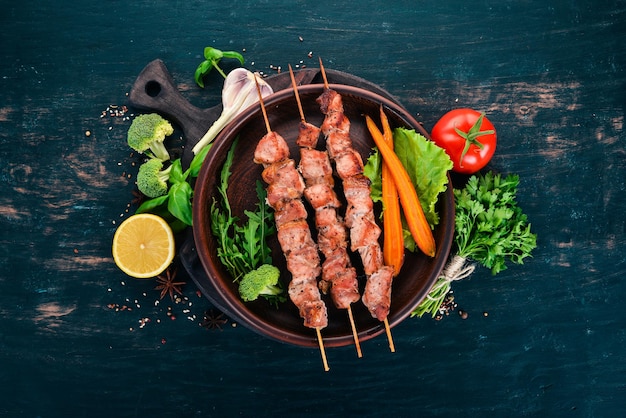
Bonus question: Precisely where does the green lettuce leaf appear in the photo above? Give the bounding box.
[363,147,383,203]
[364,128,452,251]
[393,127,452,227]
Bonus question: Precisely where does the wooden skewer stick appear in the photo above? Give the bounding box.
[253,74,272,134]
[316,327,330,371]
[318,56,330,89]
[384,318,396,353]
[318,57,396,354]
[288,64,363,359]
[288,65,306,123]
[254,71,330,372]
[347,305,363,358]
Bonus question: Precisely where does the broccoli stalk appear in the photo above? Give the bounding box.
[127,113,173,161]
[238,264,284,304]
[136,158,172,198]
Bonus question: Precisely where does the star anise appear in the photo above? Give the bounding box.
[155,267,186,301]
[200,309,228,331]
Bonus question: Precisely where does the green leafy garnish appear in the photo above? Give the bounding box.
[412,171,537,318]
[394,128,453,227]
[454,172,536,273]
[136,144,212,228]
[194,46,245,87]
[365,127,452,251]
[209,138,277,287]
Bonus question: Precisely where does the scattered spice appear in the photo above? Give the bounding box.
[433,292,457,321]
[155,267,186,301]
[101,104,130,120]
[107,303,132,312]
[200,310,228,331]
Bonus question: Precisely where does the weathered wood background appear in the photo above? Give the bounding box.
[1,0,624,416]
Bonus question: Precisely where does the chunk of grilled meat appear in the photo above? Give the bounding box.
[254,130,328,329]
[295,121,321,149]
[317,88,394,321]
[254,131,291,165]
[361,266,394,321]
[298,123,360,309]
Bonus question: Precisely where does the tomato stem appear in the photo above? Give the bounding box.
[455,113,495,168]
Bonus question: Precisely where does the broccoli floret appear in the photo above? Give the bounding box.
[238,264,283,303]
[127,113,173,161]
[136,158,172,198]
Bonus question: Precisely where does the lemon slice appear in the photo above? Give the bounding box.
[112,213,175,278]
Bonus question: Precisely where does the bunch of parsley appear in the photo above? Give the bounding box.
[413,171,537,318]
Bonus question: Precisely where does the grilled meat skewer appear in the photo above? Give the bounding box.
[317,88,395,322]
[254,131,328,330]
[296,122,361,310]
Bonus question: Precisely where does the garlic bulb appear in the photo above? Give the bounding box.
[192,69,273,154]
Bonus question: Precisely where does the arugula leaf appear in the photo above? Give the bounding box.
[209,139,277,287]
[241,181,276,266]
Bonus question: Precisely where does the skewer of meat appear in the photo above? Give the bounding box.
[252,76,330,371]
[288,65,363,358]
[316,58,396,352]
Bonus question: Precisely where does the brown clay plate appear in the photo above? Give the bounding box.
[192,83,454,348]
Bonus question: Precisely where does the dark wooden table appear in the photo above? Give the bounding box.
[2,1,625,416]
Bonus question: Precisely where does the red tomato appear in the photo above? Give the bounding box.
[430,108,497,174]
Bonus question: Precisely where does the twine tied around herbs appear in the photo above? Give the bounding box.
[442,254,475,283]
[422,255,475,306]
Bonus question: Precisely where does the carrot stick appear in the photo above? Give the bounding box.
[371,108,405,276]
[366,115,436,257]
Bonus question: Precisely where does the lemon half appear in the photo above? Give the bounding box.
[112,213,175,278]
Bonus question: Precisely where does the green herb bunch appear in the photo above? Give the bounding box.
[413,171,537,318]
[455,172,536,273]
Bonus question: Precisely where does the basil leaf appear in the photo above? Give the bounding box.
[136,194,169,213]
[204,46,223,60]
[168,181,193,226]
[194,61,213,88]
[168,159,186,184]
[187,143,212,178]
[222,50,245,65]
